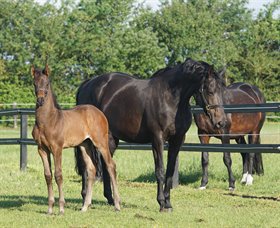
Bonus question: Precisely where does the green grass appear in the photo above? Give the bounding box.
[0,123,279,227]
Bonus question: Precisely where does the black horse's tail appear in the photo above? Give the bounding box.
[74,141,102,179]
[253,153,264,175]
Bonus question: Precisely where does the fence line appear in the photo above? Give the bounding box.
[0,103,279,174]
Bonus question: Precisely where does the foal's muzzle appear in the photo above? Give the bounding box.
[36,97,45,106]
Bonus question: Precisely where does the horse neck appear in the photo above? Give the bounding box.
[35,86,60,125]
[154,67,201,105]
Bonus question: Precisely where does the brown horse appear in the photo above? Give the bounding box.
[31,65,120,214]
[194,70,265,190]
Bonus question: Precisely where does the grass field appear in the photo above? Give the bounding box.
[0,122,279,227]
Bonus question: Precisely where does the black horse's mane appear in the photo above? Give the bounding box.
[151,63,180,78]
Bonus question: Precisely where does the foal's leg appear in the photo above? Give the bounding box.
[151,134,165,212]
[38,147,54,214]
[79,142,96,212]
[199,135,210,190]
[94,139,120,211]
[222,137,235,190]
[164,135,185,211]
[52,147,65,214]
[236,137,249,184]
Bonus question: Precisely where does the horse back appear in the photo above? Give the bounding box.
[227,82,266,104]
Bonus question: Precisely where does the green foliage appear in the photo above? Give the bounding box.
[0,0,279,104]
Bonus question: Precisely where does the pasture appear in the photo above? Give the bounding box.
[0,122,279,227]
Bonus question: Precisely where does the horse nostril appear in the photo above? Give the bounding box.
[216,121,225,129]
[37,97,44,106]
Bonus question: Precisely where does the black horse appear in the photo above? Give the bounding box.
[75,58,227,212]
[194,69,265,190]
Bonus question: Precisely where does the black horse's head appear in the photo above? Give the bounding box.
[188,60,227,129]
[31,64,50,107]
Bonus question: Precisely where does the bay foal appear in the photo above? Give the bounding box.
[31,65,120,214]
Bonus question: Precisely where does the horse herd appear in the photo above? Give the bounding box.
[31,58,265,214]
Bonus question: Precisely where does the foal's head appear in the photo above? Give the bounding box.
[31,65,50,107]
[194,63,227,129]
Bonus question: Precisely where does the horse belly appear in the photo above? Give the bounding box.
[230,113,261,135]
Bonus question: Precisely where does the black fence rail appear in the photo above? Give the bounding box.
[0,103,280,173]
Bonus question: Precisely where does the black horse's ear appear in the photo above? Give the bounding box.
[206,65,215,78]
[183,58,196,72]
[31,65,35,78]
[43,64,50,77]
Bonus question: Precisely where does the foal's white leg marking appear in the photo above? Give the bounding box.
[246,174,253,185]
[79,144,95,212]
[241,172,248,184]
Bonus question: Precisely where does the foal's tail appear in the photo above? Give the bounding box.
[74,142,102,178]
[253,153,264,175]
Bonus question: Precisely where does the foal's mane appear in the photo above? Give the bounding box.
[34,68,61,110]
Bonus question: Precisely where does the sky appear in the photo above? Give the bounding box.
[144,0,277,14]
[36,0,277,14]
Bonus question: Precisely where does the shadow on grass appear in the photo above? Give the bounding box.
[0,195,107,209]
[131,170,202,185]
[0,194,140,212]
[224,193,280,202]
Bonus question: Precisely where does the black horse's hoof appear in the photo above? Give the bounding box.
[159,207,173,213]
[107,199,114,206]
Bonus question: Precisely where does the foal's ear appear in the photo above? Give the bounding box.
[43,64,50,77]
[31,65,35,78]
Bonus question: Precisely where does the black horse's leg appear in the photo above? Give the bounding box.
[236,137,248,184]
[199,135,210,189]
[102,132,118,205]
[152,134,165,212]
[75,146,87,204]
[222,137,235,190]
[164,135,185,210]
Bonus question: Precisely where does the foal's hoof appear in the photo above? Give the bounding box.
[114,207,121,212]
[228,187,235,192]
[46,208,53,215]
[159,207,173,213]
[81,207,88,212]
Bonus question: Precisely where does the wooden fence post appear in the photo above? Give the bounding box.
[20,114,28,171]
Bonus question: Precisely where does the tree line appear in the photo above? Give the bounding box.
[0,0,279,105]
